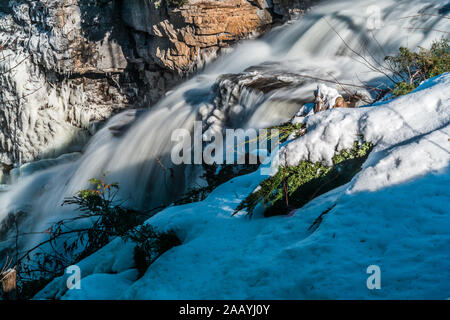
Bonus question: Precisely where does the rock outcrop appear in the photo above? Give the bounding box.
[0,0,132,182]
[122,0,273,72]
[0,0,316,181]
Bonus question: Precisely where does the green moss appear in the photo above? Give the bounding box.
[235,140,374,217]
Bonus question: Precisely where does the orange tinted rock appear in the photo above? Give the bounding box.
[124,0,273,72]
[333,97,349,108]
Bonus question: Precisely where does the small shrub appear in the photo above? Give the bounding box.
[386,37,449,96]
[17,176,178,296]
[61,176,148,257]
[391,82,417,97]
[235,140,374,217]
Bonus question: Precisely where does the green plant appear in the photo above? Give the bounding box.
[391,81,417,97]
[386,37,449,96]
[62,177,147,241]
[16,176,178,297]
[235,140,374,217]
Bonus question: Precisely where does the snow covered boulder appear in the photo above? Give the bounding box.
[313,84,343,113]
[313,84,366,113]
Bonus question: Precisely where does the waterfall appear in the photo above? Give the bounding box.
[0,0,448,249]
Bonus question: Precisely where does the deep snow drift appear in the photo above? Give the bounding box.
[36,73,450,300]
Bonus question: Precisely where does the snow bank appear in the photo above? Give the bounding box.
[280,74,450,168]
[36,73,450,299]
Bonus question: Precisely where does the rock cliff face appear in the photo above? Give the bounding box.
[0,0,316,181]
[0,0,132,182]
[122,0,273,72]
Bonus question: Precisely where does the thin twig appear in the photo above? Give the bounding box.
[399,14,450,20]
[403,27,450,34]
[323,17,397,84]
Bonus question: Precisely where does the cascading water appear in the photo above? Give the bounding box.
[0,0,448,251]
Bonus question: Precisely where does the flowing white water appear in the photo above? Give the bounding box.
[0,0,448,249]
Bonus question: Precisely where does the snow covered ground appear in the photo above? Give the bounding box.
[36,73,450,300]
